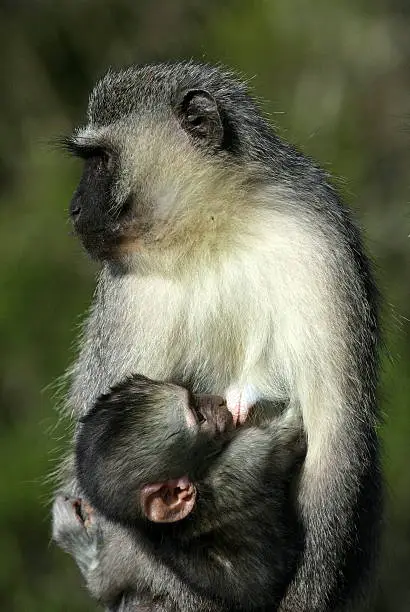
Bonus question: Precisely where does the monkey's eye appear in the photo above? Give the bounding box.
[185,402,205,428]
[189,397,206,425]
[84,147,115,175]
[195,410,206,425]
[82,147,110,163]
[94,151,110,171]
[64,138,113,166]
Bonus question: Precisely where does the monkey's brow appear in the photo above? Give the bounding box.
[58,135,108,159]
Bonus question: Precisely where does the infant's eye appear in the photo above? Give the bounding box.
[185,396,206,428]
[195,410,206,425]
[190,397,206,425]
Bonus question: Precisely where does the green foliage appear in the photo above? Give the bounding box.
[0,1,408,609]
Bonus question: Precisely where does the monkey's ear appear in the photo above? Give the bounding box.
[141,477,196,523]
[177,89,223,147]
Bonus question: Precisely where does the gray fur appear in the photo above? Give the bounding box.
[53,61,382,611]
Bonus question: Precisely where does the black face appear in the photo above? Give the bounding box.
[67,87,230,260]
[68,144,131,259]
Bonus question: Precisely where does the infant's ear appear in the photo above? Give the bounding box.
[141,476,196,523]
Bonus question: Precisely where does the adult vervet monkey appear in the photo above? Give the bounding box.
[52,61,382,611]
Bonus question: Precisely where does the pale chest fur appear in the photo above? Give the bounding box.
[95,263,282,398]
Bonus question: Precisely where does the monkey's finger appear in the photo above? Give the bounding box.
[225,388,244,427]
[226,384,258,426]
[238,404,250,425]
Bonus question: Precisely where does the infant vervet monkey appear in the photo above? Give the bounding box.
[55,375,304,611]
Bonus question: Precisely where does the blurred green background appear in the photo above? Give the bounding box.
[0,1,409,610]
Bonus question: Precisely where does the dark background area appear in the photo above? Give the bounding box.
[0,1,409,610]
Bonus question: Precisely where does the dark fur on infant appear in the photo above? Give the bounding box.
[73,375,305,611]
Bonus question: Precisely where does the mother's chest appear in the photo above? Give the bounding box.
[103,276,263,391]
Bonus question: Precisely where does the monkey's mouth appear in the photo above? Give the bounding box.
[76,229,124,259]
[74,211,152,260]
[75,224,143,260]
